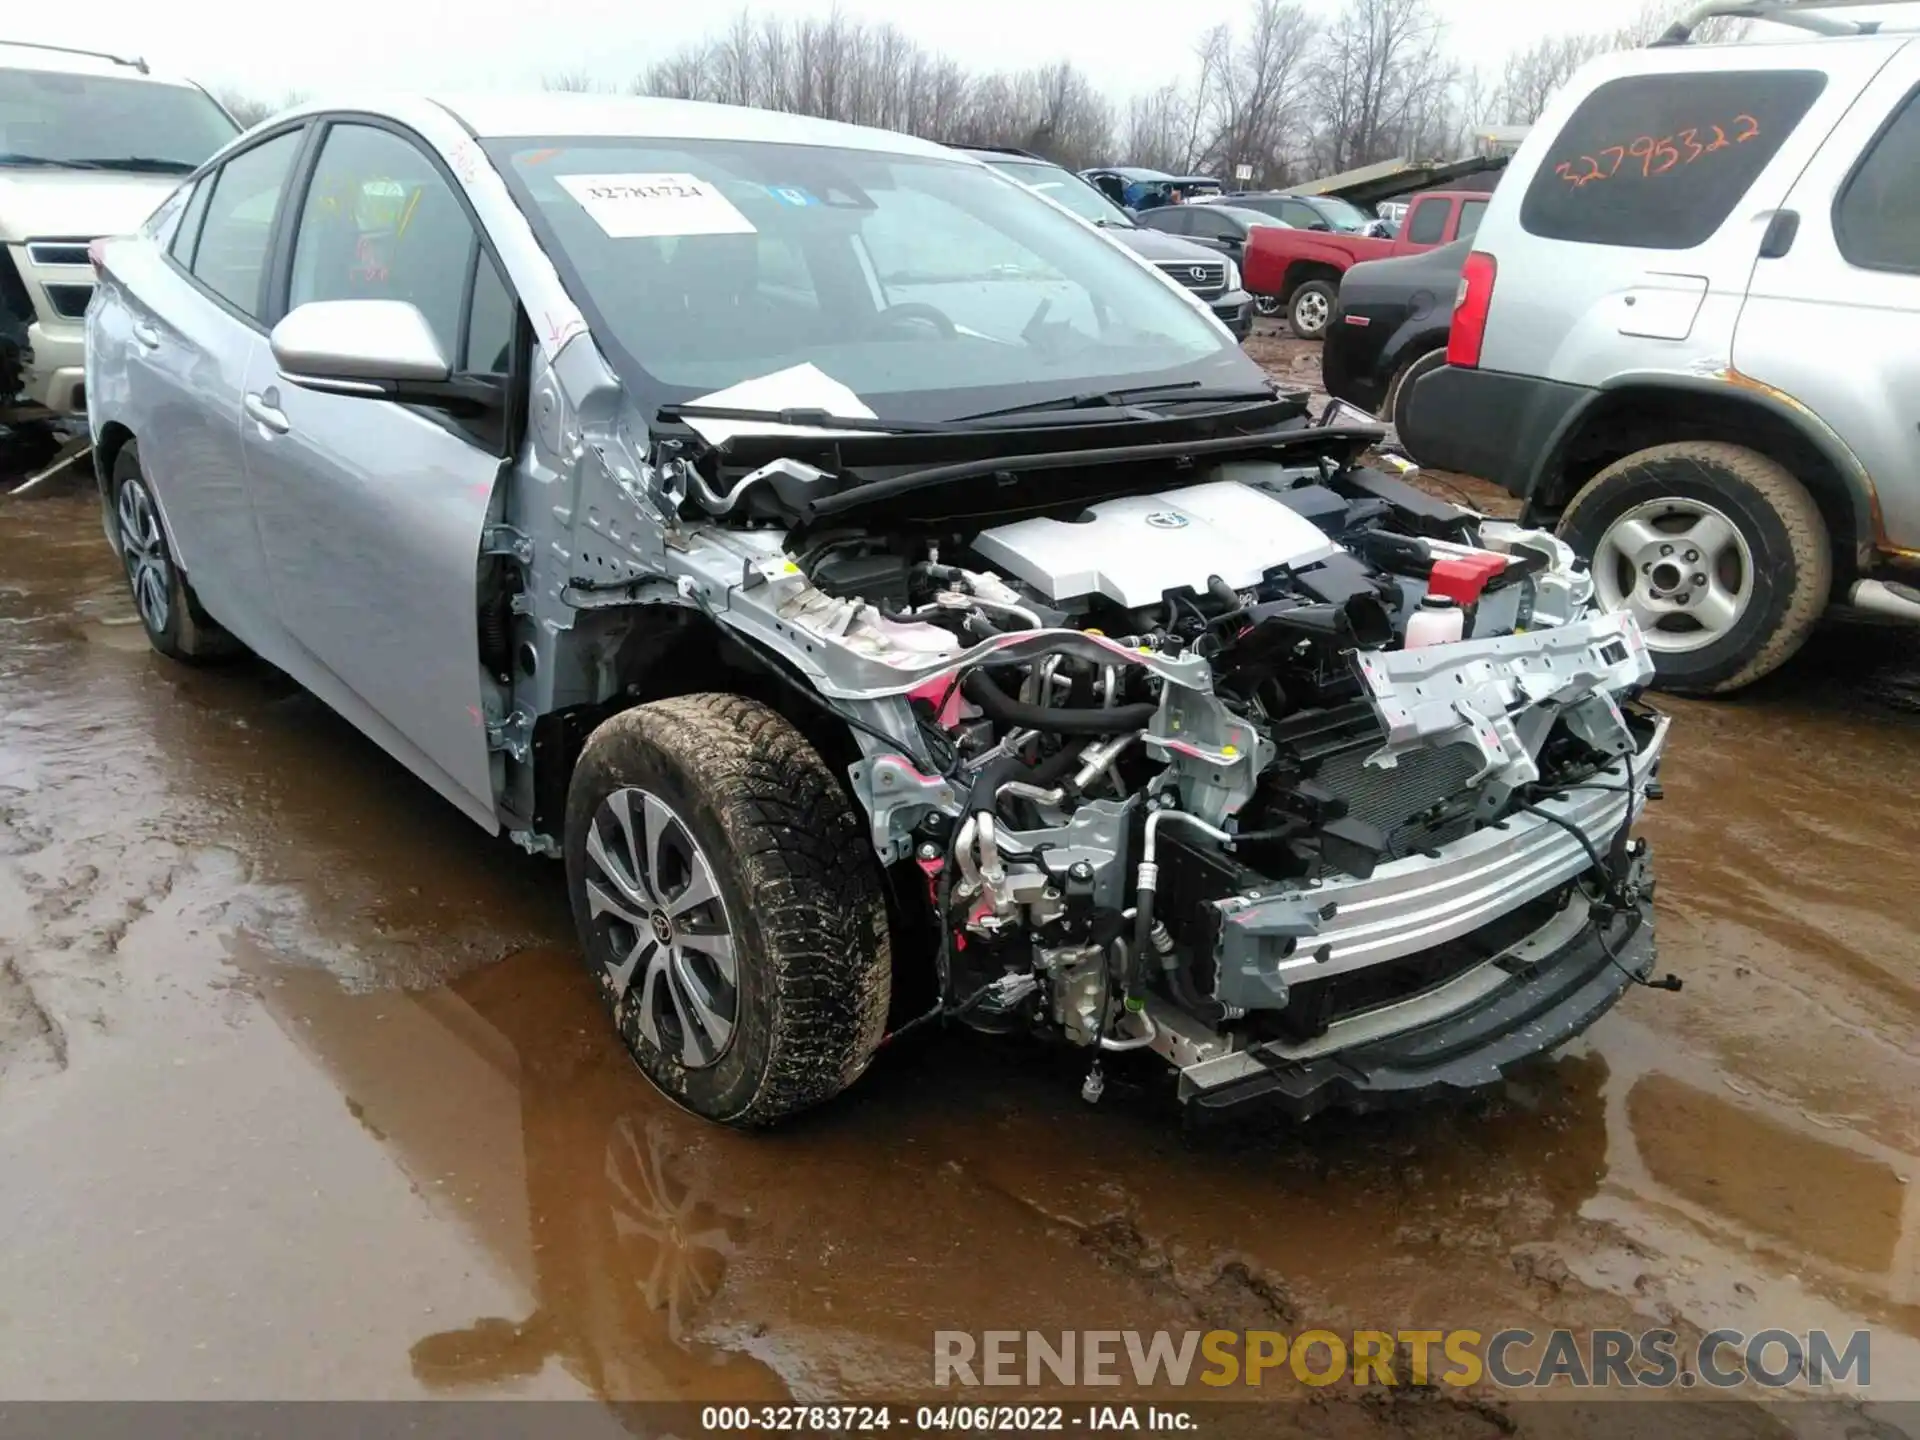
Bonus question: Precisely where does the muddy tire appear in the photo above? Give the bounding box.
[1384,348,1446,445]
[1558,441,1830,695]
[564,693,891,1128]
[110,442,243,664]
[1288,280,1337,339]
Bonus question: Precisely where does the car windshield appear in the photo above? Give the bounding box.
[488,136,1257,425]
[0,69,237,170]
[1309,196,1374,233]
[981,157,1133,228]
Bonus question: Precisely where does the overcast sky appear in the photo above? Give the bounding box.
[10,0,1646,100]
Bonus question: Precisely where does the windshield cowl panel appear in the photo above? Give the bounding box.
[485,135,1263,430]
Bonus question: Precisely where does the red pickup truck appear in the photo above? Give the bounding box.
[1232,190,1491,340]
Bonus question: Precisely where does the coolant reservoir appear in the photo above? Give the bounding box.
[1405,595,1464,648]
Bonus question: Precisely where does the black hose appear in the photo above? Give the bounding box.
[962,670,1156,735]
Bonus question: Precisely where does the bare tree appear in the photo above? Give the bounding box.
[1305,0,1456,174]
[1199,0,1317,187]
[1124,84,1195,174]
[212,87,302,128]
[631,7,1115,170]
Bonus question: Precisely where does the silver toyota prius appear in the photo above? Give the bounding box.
[86,94,1668,1128]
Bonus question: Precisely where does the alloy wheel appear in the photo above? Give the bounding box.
[116,475,172,636]
[1592,498,1755,654]
[583,787,738,1068]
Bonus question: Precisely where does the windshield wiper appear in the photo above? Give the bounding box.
[63,156,198,174]
[952,382,1283,424]
[0,154,99,169]
[656,403,951,436]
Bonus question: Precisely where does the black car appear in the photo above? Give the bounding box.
[1321,238,1472,446]
[1223,191,1390,238]
[962,149,1255,339]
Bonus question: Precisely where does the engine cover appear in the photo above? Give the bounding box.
[972,480,1341,608]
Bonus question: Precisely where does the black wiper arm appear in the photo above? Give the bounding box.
[953,382,1280,423]
[656,403,950,435]
[65,156,198,174]
[0,154,98,169]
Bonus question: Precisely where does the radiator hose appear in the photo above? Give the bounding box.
[962,670,1156,735]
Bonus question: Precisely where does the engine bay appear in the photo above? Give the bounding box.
[643,427,1660,1098]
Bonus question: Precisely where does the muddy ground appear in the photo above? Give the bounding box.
[1,343,1916,1433]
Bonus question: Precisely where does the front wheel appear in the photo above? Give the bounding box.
[1253,294,1283,318]
[564,694,891,1127]
[1383,348,1447,450]
[1288,280,1337,339]
[1558,441,1831,694]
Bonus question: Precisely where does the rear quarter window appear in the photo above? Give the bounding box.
[1521,70,1828,249]
[1834,86,1920,274]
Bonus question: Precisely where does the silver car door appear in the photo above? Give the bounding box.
[1735,43,1920,553]
[242,120,514,830]
[106,128,306,644]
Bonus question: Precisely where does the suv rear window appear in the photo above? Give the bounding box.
[1521,70,1827,250]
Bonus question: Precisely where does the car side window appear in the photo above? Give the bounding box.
[1406,200,1450,245]
[1280,200,1322,229]
[1146,207,1192,235]
[1458,199,1488,241]
[289,123,479,365]
[463,249,516,375]
[1185,208,1234,239]
[1835,87,1920,274]
[1520,70,1828,250]
[169,176,213,266]
[190,129,302,318]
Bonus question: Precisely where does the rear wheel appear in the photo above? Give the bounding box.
[1253,294,1283,318]
[1383,348,1447,445]
[110,442,242,664]
[1288,280,1337,339]
[1558,441,1830,694]
[564,694,891,1127]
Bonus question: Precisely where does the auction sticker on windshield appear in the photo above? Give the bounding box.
[557,172,756,238]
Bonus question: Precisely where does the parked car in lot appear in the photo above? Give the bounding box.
[1403,0,1920,694]
[1322,238,1472,440]
[0,41,237,429]
[959,147,1254,339]
[1204,189,1489,338]
[1134,202,1289,323]
[88,93,1670,1128]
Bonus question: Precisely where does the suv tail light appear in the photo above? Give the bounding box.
[87,239,108,279]
[1447,251,1497,369]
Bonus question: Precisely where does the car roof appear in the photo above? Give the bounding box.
[419,92,958,158]
[0,39,198,86]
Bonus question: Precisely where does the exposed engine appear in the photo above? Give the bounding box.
[692,450,1657,1092]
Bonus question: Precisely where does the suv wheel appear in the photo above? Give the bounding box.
[1288,281,1336,339]
[1253,294,1283,318]
[564,693,891,1127]
[110,442,243,664]
[1559,441,1831,694]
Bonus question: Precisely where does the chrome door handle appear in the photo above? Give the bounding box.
[131,321,161,350]
[244,392,290,435]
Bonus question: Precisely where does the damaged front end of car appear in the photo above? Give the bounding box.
[537,373,1670,1120]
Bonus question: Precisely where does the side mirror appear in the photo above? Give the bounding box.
[272,300,449,393]
[272,299,501,415]
[1308,221,1332,233]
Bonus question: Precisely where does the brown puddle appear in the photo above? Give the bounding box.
[2,486,1918,1422]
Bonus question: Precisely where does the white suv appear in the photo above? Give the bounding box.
[1402,0,1920,693]
[1,42,236,426]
